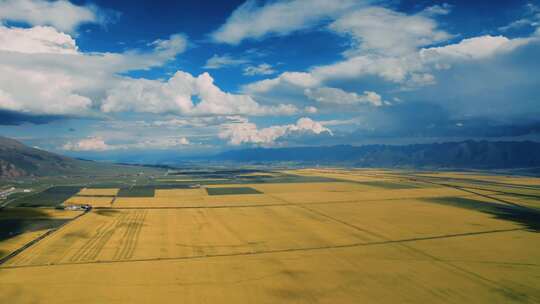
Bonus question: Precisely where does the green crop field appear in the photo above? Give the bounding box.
[8,186,83,207]
[206,187,262,195]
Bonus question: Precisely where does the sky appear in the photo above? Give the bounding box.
[0,0,539,162]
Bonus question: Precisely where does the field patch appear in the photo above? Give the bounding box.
[154,188,205,198]
[8,186,83,207]
[77,188,118,196]
[206,187,262,195]
[117,186,155,197]
[64,196,114,207]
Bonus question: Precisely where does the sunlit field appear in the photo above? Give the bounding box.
[1,169,539,303]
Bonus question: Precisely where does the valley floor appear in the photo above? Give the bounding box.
[0,169,539,303]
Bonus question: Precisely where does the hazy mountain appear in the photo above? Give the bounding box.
[0,136,133,178]
[216,141,540,169]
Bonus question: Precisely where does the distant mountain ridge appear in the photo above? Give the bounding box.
[216,141,540,169]
[0,136,106,178]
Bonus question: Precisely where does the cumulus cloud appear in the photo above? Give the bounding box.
[102,71,298,116]
[203,54,249,69]
[63,136,191,151]
[0,0,108,33]
[305,87,384,106]
[420,35,534,61]
[211,0,365,44]
[0,26,190,116]
[243,63,276,76]
[0,26,78,54]
[219,117,332,145]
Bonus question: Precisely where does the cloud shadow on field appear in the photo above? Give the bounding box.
[423,196,540,232]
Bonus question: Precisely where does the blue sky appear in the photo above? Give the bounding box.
[0,0,539,162]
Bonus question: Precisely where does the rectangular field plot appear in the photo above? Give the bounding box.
[206,187,262,195]
[117,186,155,197]
[4,206,378,266]
[77,188,119,196]
[9,186,83,207]
[154,188,206,198]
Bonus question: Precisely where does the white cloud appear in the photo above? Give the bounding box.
[243,63,276,76]
[102,71,298,116]
[0,26,78,54]
[63,137,111,151]
[243,71,318,93]
[0,64,93,115]
[148,34,189,59]
[0,26,189,116]
[329,6,451,56]
[0,0,106,33]
[242,5,452,94]
[304,106,318,114]
[63,136,192,151]
[203,54,249,69]
[211,0,364,44]
[244,22,538,100]
[420,35,534,61]
[219,117,332,145]
[419,4,453,17]
[499,3,540,32]
[131,137,191,149]
[304,87,384,106]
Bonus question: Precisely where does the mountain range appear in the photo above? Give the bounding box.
[2,136,540,178]
[216,141,540,169]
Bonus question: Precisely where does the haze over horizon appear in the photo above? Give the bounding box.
[1,0,539,162]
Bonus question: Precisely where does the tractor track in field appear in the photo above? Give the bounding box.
[0,226,527,269]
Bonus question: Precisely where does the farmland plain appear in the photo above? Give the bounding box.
[0,168,539,303]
